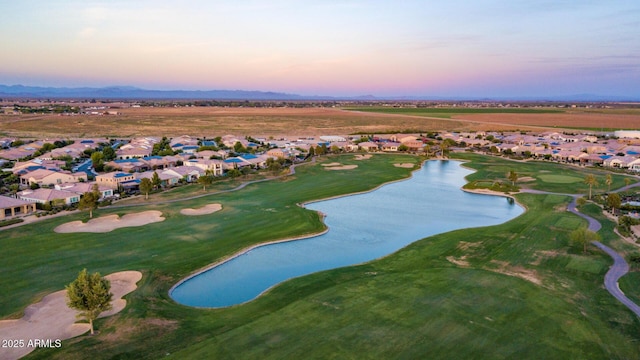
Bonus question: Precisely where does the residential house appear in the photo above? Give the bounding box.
[603,155,639,169]
[107,158,148,173]
[18,188,81,205]
[162,166,204,183]
[381,142,401,152]
[0,195,36,219]
[54,182,114,199]
[135,171,181,188]
[96,171,136,189]
[185,159,224,176]
[20,169,87,187]
[358,142,379,152]
[389,134,418,143]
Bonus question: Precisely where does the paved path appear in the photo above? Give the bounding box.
[524,189,640,317]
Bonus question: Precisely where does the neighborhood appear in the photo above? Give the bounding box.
[2,129,640,220]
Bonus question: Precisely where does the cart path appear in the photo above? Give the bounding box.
[523,189,640,317]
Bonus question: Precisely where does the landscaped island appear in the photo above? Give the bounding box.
[1,153,639,359]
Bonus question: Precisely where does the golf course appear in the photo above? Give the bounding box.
[2,153,640,359]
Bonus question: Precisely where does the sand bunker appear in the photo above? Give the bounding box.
[181,203,222,216]
[324,164,358,170]
[321,162,342,167]
[354,154,372,160]
[394,163,414,168]
[54,211,164,233]
[0,271,142,360]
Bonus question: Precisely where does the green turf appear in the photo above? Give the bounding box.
[538,174,584,184]
[3,154,639,359]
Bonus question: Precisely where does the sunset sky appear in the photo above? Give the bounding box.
[1,0,639,98]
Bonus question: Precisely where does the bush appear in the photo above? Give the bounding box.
[0,218,24,228]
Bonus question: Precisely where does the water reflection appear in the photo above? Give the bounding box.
[171,160,524,308]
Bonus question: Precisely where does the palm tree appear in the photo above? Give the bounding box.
[624,177,633,188]
[584,174,598,200]
[605,174,612,192]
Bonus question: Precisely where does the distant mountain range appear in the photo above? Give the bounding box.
[0,84,637,102]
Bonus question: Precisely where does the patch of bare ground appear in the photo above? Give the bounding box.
[486,260,542,286]
[393,163,414,168]
[446,256,470,267]
[101,317,178,344]
[0,107,466,138]
[530,249,564,266]
[457,241,482,251]
[553,204,568,212]
[354,154,372,160]
[518,176,535,182]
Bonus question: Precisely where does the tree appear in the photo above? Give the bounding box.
[91,151,104,172]
[569,227,600,254]
[308,146,315,157]
[398,144,409,152]
[605,174,612,192]
[606,193,621,214]
[151,171,161,189]
[624,177,633,188]
[66,269,113,335]
[102,146,116,162]
[507,170,518,186]
[266,157,283,174]
[139,178,153,199]
[584,174,598,200]
[197,175,213,191]
[78,189,99,218]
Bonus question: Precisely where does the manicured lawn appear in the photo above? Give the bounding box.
[453,152,635,194]
[3,154,639,359]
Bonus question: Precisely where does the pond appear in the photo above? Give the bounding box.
[170,160,524,308]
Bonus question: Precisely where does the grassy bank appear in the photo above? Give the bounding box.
[2,154,637,359]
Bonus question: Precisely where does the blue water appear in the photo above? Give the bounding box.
[170,160,524,308]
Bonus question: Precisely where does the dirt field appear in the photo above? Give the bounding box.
[2,106,639,138]
[452,110,640,130]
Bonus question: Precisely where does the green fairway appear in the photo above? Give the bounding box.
[2,154,639,359]
[538,174,584,184]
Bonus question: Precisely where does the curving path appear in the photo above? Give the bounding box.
[524,189,640,317]
[565,195,640,317]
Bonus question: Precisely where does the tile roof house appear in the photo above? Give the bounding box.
[18,188,81,205]
[184,159,224,176]
[0,195,36,219]
[20,169,87,187]
[54,182,114,199]
[358,142,379,152]
[95,171,136,189]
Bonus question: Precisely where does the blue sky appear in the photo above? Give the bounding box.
[1,0,639,98]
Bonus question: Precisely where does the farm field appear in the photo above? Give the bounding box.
[2,154,639,359]
[3,105,640,139]
[347,106,640,131]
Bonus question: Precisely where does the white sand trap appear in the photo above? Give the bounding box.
[354,154,372,160]
[54,210,164,233]
[394,163,414,168]
[181,203,222,216]
[321,162,342,167]
[324,165,358,170]
[0,271,142,360]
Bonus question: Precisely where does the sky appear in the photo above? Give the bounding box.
[1,0,639,98]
